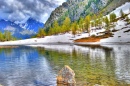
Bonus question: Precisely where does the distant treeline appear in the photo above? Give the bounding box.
[0,31,17,41]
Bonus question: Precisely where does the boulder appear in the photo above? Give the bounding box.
[57,65,76,86]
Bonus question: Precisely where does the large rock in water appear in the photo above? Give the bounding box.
[57,65,76,86]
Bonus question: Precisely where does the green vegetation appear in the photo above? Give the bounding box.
[37,28,46,38]
[110,13,116,23]
[104,16,110,30]
[71,22,78,37]
[84,15,91,34]
[36,8,129,39]
[0,31,17,41]
[120,9,125,18]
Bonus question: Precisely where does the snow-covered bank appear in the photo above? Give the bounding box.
[0,33,88,46]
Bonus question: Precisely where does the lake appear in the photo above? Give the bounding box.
[0,44,130,86]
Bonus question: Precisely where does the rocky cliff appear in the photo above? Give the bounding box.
[45,0,130,29]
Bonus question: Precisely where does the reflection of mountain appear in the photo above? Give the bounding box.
[0,47,56,86]
[0,18,44,39]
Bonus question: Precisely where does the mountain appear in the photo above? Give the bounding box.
[20,18,44,32]
[45,0,129,29]
[0,18,44,39]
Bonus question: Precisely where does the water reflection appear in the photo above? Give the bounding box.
[34,44,130,86]
[0,47,56,86]
[0,45,130,86]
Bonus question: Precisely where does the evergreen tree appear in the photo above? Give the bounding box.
[93,14,97,27]
[62,17,71,32]
[0,31,4,41]
[48,27,54,35]
[95,19,99,27]
[78,17,84,32]
[4,31,12,41]
[110,12,116,30]
[97,12,103,28]
[71,22,78,37]
[91,21,95,27]
[120,9,125,18]
[125,16,130,23]
[104,16,110,30]
[84,15,90,33]
[37,29,46,38]
[110,12,116,23]
[53,20,60,34]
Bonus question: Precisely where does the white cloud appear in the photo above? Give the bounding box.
[20,29,34,35]
[4,26,16,31]
[4,26,16,35]
[0,0,66,23]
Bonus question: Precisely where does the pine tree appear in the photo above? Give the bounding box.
[53,20,60,34]
[125,16,130,23]
[95,19,99,27]
[62,17,71,32]
[79,17,84,32]
[120,9,125,18]
[97,12,103,28]
[110,12,116,23]
[0,31,4,41]
[37,29,46,38]
[104,16,110,30]
[93,14,97,27]
[110,12,116,30]
[4,31,12,41]
[48,27,54,35]
[91,21,95,27]
[71,22,78,37]
[84,15,90,33]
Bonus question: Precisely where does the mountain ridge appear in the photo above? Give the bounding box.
[44,0,129,29]
[0,18,44,39]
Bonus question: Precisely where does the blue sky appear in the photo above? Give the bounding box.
[0,0,66,23]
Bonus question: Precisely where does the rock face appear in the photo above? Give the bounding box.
[57,65,76,85]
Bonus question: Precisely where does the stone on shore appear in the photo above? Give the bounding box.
[57,65,76,86]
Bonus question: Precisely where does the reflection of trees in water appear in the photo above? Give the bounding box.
[4,48,12,55]
[72,47,77,58]
[35,45,128,85]
[123,50,130,68]
[0,48,12,56]
[0,48,3,54]
[118,49,130,74]
[36,47,45,56]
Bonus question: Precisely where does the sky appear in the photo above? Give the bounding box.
[0,0,66,23]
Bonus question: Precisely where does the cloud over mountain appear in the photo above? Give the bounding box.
[0,0,66,23]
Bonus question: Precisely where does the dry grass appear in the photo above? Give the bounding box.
[74,32,113,42]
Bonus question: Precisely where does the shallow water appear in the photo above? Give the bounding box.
[0,45,130,86]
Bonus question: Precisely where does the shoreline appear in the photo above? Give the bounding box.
[1,41,130,47]
[74,42,130,46]
[0,45,19,48]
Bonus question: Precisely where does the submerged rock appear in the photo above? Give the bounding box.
[57,65,76,86]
